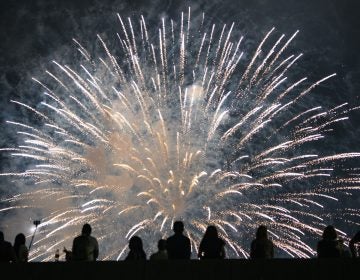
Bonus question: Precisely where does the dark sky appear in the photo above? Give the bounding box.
[0,0,359,257]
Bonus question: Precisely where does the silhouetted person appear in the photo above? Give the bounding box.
[150,239,168,260]
[349,230,360,258]
[250,225,274,259]
[166,221,191,259]
[13,233,28,262]
[317,225,342,258]
[198,225,225,259]
[0,231,16,262]
[72,223,99,261]
[63,247,73,261]
[125,236,146,260]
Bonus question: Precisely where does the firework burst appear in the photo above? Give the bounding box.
[1,8,360,261]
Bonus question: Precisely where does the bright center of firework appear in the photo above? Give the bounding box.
[2,9,360,261]
[187,84,204,101]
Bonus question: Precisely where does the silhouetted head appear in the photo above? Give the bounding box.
[129,236,143,251]
[322,225,337,240]
[0,231,4,242]
[204,225,218,240]
[256,225,268,240]
[14,233,26,246]
[173,221,184,234]
[82,223,92,236]
[157,239,166,251]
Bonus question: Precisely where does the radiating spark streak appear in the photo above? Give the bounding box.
[206,207,211,221]
[73,38,91,61]
[81,199,110,207]
[0,206,31,212]
[237,120,271,147]
[238,27,275,86]
[11,100,50,122]
[46,217,84,238]
[118,206,141,216]
[251,33,285,86]
[295,73,337,102]
[216,190,243,198]
[272,30,300,64]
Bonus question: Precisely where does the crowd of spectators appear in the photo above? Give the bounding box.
[1,221,359,262]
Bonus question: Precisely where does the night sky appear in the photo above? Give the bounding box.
[0,0,360,258]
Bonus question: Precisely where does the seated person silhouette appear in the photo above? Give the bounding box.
[250,225,274,259]
[125,236,146,260]
[63,247,73,261]
[0,231,16,262]
[72,223,99,261]
[150,239,168,260]
[198,225,225,259]
[317,225,342,258]
[166,221,191,259]
[349,230,360,258]
[13,233,28,262]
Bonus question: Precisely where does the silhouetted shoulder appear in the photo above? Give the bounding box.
[166,234,191,259]
[250,239,274,259]
[317,239,341,258]
[0,240,16,262]
[350,230,360,257]
[150,250,168,260]
[125,250,146,260]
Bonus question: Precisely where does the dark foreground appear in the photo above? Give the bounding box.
[1,259,359,280]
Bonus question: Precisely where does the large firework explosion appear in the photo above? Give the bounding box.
[1,9,360,261]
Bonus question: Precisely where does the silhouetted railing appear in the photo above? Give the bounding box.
[1,259,359,280]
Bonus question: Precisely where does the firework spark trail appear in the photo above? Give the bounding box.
[1,9,359,260]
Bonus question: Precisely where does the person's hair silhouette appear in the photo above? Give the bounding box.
[198,225,225,259]
[125,236,146,260]
[256,225,268,239]
[322,225,337,240]
[250,225,274,259]
[317,225,342,258]
[14,233,28,262]
[82,223,92,236]
[166,221,191,259]
[173,221,184,233]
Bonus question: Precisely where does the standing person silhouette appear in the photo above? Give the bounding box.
[125,236,146,260]
[317,225,342,258]
[166,221,191,259]
[250,225,274,259]
[13,233,28,262]
[0,231,16,262]
[349,230,360,258]
[72,223,99,261]
[198,225,225,259]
